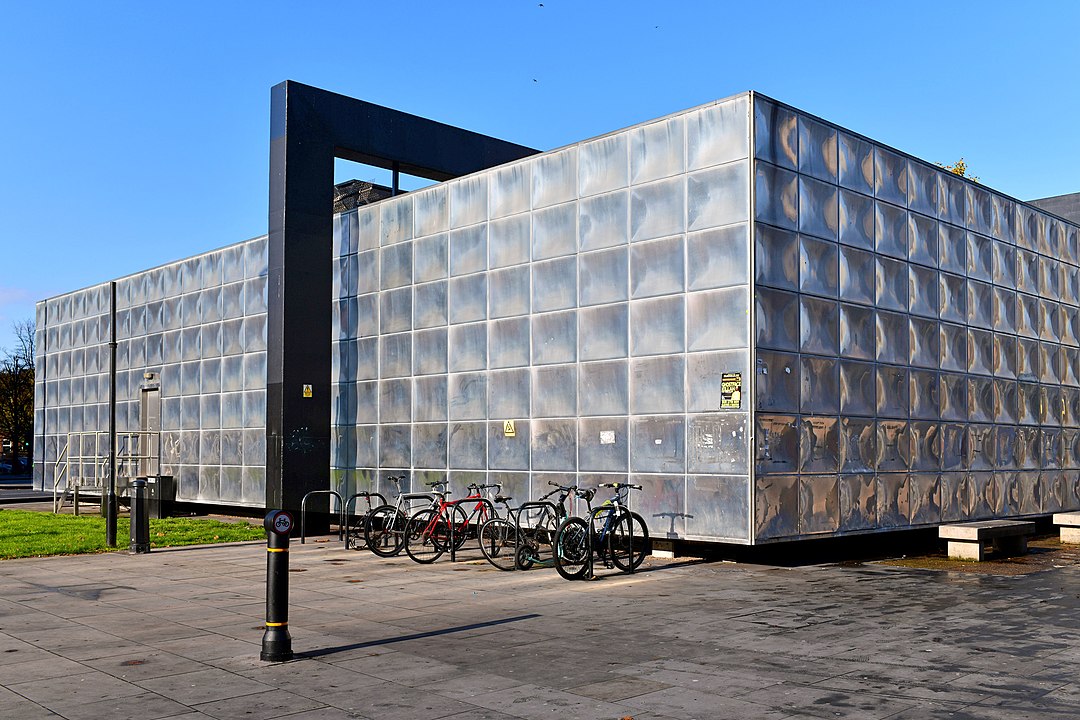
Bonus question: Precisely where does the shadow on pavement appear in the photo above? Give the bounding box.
[298,613,541,658]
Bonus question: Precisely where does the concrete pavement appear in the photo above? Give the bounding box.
[0,534,1078,719]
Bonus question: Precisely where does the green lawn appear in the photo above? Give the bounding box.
[0,509,266,559]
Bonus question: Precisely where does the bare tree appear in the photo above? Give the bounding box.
[0,319,35,473]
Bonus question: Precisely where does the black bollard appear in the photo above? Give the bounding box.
[129,478,151,554]
[261,510,294,662]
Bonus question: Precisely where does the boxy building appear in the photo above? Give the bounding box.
[33,82,1080,544]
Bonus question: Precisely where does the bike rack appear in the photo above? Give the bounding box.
[515,501,558,569]
[447,497,496,562]
[343,491,387,550]
[300,490,345,544]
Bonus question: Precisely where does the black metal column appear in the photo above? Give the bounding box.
[106,281,118,547]
[266,81,538,520]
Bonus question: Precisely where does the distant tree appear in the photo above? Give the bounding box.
[938,157,979,183]
[0,319,35,473]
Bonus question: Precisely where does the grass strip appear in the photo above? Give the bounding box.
[0,509,265,559]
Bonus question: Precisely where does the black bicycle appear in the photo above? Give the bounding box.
[475,482,577,571]
[553,483,649,580]
[514,482,578,570]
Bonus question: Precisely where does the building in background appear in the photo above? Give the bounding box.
[33,84,1080,544]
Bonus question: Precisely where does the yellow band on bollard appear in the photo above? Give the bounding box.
[267,548,288,553]
[265,621,288,627]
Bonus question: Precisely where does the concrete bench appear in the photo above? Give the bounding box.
[1052,513,1080,544]
[939,520,1036,561]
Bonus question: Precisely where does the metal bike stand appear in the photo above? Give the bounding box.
[300,490,344,544]
[584,508,597,580]
[343,492,387,550]
[448,497,495,563]
[515,501,557,569]
[626,489,634,575]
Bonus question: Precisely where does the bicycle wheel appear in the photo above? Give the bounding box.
[515,540,536,570]
[553,517,590,580]
[478,518,518,571]
[609,510,650,572]
[404,508,448,563]
[365,505,405,557]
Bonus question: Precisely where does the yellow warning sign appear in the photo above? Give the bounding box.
[302,384,313,398]
[720,372,742,409]
[503,420,517,437]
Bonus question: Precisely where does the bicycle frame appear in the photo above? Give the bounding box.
[447,487,499,560]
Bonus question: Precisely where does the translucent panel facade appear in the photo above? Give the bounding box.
[330,91,1080,544]
[330,94,754,542]
[753,96,1080,541]
[34,238,268,507]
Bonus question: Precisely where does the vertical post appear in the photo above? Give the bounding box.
[262,510,294,662]
[106,281,118,547]
[130,478,150,553]
[391,161,400,196]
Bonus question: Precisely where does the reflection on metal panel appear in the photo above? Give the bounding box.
[755,474,798,539]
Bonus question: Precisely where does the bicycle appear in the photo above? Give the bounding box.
[474,484,573,572]
[364,476,445,557]
[553,482,649,580]
[513,482,578,571]
[404,483,502,563]
[344,488,388,550]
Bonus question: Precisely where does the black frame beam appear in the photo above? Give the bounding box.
[266,81,538,517]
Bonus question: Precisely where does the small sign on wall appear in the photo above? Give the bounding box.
[302,384,313,398]
[503,420,516,437]
[720,372,742,409]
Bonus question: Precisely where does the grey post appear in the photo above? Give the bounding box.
[129,478,150,553]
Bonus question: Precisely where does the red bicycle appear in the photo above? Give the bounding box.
[404,483,501,563]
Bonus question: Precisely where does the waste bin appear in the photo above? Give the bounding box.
[145,475,175,519]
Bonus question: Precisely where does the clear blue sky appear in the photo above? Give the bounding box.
[2,1,1078,351]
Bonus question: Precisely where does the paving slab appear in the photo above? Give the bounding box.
[1,537,1080,719]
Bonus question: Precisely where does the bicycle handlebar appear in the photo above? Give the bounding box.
[599,482,642,490]
[539,484,577,501]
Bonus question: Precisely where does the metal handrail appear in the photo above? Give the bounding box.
[51,443,70,512]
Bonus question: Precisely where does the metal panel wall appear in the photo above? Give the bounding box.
[752,94,1080,541]
[331,94,755,542]
[34,238,269,506]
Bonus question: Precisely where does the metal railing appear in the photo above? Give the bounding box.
[52,431,160,513]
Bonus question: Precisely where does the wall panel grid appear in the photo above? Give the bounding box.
[330,93,756,542]
[34,238,269,506]
[752,94,1080,541]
